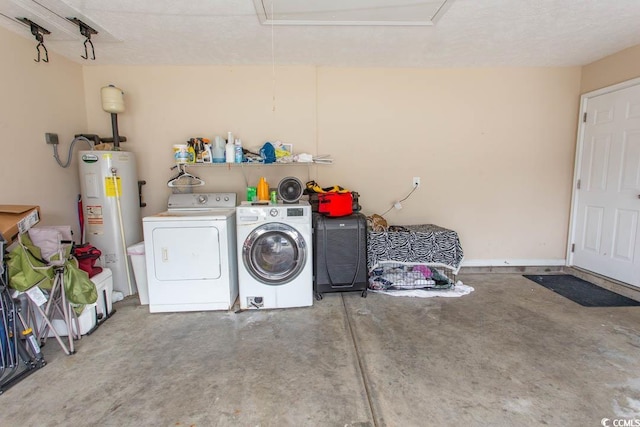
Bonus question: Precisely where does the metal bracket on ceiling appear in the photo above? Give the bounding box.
[16,17,50,63]
[67,17,98,60]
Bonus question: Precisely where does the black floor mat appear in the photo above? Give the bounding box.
[523,274,640,307]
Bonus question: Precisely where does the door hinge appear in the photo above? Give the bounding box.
[571,243,575,253]
[583,112,587,122]
[577,179,581,189]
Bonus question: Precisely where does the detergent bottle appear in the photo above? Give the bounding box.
[257,177,269,201]
[212,136,225,163]
[187,140,196,164]
[225,137,235,163]
[202,142,212,163]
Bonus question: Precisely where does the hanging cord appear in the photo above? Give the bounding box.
[271,0,276,112]
[52,136,94,168]
[379,184,419,217]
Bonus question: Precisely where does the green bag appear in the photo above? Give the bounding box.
[7,233,53,292]
[7,233,97,312]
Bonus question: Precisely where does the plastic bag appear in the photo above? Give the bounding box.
[260,142,276,163]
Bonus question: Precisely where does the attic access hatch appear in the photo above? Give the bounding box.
[254,0,454,26]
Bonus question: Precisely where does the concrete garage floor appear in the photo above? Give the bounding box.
[2,272,640,426]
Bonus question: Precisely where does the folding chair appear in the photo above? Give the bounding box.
[18,227,79,355]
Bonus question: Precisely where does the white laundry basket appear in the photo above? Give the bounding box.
[127,242,149,305]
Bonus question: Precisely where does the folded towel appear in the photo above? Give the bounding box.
[294,153,314,163]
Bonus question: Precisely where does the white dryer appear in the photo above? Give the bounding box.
[142,193,237,313]
[236,201,313,309]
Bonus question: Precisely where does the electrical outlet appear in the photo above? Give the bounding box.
[413,177,421,188]
[45,132,59,145]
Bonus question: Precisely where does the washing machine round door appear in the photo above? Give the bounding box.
[242,223,308,285]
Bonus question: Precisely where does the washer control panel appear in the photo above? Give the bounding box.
[237,202,310,223]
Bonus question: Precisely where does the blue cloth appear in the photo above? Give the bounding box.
[260,142,276,164]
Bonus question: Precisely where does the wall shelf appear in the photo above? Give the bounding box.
[179,161,330,188]
[189,162,318,167]
[186,161,330,167]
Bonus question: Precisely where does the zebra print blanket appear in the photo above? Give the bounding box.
[367,224,464,273]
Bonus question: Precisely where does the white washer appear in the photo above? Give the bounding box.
[142,193,237,313]
[236,201,313,309]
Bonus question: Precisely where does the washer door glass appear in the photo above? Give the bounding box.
[242,223,307,285]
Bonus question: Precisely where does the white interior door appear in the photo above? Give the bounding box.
[571,80,640,287]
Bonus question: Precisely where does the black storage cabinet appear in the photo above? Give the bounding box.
[312,212,368,299]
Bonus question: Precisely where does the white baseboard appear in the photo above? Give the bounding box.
[461,259,566,267]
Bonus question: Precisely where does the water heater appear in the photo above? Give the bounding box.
[78,150,142,296]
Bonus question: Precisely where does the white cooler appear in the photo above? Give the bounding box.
[37,268,114,337]
[91,268,114,319]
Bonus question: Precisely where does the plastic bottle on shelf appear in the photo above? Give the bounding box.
[173,144,189,164]
[257,177,269,201]
[212,136,225,163]
[225,137,235,163]
[193,138,204,163]
[234,138,243,163]
[202,142,212,163]
[187,141,196,164]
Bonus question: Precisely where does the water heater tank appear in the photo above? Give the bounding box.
[78,150,141,296]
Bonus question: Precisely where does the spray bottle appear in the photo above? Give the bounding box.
[187,140,196,164]
[202,142,213,163]
[225,132,235,163]
[234,138,243,163]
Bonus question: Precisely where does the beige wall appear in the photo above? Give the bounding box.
[1,22,587,264]
[581,44,640,93]
[83,65,582,264]
[317,67,581,264]
[81,66,319,216]
[0,26,87,236]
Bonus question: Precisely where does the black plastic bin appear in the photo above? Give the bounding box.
[312,213,368,299]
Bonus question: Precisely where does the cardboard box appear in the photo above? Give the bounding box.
[0,205,40,243]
